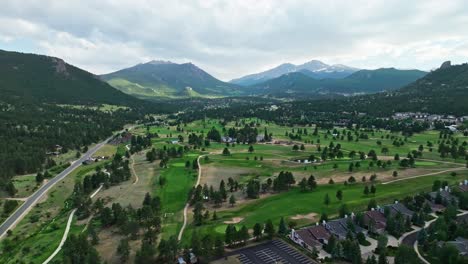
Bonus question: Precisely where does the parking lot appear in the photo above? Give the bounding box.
[229,239,317,264]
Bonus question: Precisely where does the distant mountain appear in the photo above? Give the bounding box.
[389,61,468,114]
[101,61,243,98]
[249,68,427,97]
[291,61,468,116]
[0,49,143,106]
[230,60,359,86]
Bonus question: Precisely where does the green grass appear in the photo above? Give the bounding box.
[0,161,109,263]
[115,118,468,247]
[11,174,38,197]
[181,171,467,244]
[154,154,198,239]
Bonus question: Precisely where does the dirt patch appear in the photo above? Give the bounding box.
[93,153,156,208]
[95,227,141,263]
[224,217,244,224]
[290,212,318,221]
[315,166,459,185]
[200,165,257,187]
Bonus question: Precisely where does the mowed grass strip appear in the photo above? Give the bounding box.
[184,172,467,241]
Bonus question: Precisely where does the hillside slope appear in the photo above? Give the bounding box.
[0,50,155,191]
[101,61,243,98]
[288,61,468,116]
[249,68,427,97]
[0,50,142,106]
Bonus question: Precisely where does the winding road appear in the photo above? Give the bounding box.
[177,154,204,241]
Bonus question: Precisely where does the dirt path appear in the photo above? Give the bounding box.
[177,155,203,241]
[43,184,103,264]
[130,155,139,185]
[382,167,466,185]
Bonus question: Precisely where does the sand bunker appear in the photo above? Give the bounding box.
[290,213,317,220]
[223,217,244,224]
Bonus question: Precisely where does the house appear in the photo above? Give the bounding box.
[221,136,235,143]
[324,217,366,240]
[256,135,265,142]
[363,209,387,234]
[307,224,331,244]
[445,125,458,132]
[290,224,331,251]
[290,228,322,251]
[447,237,468,256]
[385,201,414,220]
[82,159,94,165]
[458,180,468,193]
[428,187,459,205]
[189,252,198,264]
[170,140,179,144]
[177,257,187,264]
[426,200,446,213]
[110,132,133,145]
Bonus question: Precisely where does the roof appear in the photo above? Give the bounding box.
[388,203,414,218]
[306,225,331,241]
[427,200,446,212]
[429,190,457,202]
[458,185,468,192]
[365,210,387,225]
[295,229,322,248]
[447,237,468,255]
[326,220,348,238]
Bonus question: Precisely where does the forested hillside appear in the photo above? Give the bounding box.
[248,68,426,97]
[0,50,158,195]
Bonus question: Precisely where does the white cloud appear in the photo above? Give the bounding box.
[0,0,468,80]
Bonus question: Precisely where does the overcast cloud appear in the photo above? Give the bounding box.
[1,0,468,80]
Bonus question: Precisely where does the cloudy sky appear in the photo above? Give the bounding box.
[1,0,468,81]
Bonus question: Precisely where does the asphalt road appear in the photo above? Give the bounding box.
[0,136,112,239]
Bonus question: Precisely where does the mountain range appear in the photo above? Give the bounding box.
[248,68,427,97]
[298,61,468,116]
[101,60,243,99]
[230,60,359,86]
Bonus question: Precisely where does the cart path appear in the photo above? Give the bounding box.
[178,155,204,241]
[43,184,103,264]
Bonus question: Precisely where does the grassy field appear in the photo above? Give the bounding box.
[155,153,199,240]
[181,171,467,244]
[130,118,468,245]
[4,117,466,261]
[0,161,109,264]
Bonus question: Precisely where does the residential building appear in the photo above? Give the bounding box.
[290,224,331,251]
[447,237,468,256]
[363,209,387,234]
[324,217,366,240]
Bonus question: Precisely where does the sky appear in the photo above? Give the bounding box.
[1,0,468,81]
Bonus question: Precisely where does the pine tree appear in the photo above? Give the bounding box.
[229,194,236,207]
[364,185,370,195]
[253,223,263,241]
[299,178,308,192]
[336,190,343,202]
[324,193,330,207]
[278,217,287,235]
[264,219,275,239]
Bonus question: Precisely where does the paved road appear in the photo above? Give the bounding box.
[0,136,113,239]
